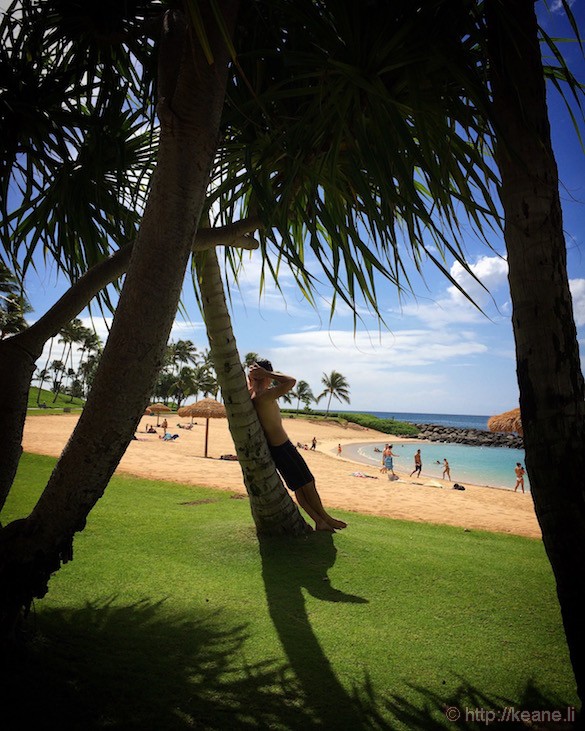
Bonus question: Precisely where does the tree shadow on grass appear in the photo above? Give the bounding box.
[382,678,580,730]
[1,542,578,730]
[259,531,389,729]
[0,596,313,730]
[258,531,580,731]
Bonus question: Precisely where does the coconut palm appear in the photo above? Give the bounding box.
[291,380,315,413]
[51,319,84,402]
[242,352,259,369]
[0,263,31,339]
[317,372,351,416]
[168,339,198,376]
[170,366,199,410]
[76,329,102,397]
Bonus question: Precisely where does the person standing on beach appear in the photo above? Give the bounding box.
[248,360,347,532]
[337,443,342,457]
[410,449,422,478]
[311,436,317,450]
[514,463,525,493]
[383,444,398,480]
[442,458,451,481]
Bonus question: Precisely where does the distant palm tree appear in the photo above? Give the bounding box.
[318,371,350,416]
[242,352,259,369]
[167,339,198,376]
[0,262,31,339]
[291,380,314,413]
[52,319,84,402]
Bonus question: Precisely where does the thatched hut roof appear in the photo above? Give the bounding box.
[148,403,171,414]
[178,398,226,419]
[178,398,226,457]
[487,407,523,436]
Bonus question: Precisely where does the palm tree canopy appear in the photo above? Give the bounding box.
[318,370,351,406]
[2,0,581,327]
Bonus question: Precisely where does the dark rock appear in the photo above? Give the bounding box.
[412,423,523,449]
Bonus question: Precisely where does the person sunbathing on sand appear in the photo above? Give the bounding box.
[248,359,347,532]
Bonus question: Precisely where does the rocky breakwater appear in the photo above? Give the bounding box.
[413,424,523,449]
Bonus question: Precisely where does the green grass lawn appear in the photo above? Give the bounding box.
[28,386,85,412]
[1,454,578,730]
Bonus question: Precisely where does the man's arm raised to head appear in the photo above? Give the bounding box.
[249,365,296,401]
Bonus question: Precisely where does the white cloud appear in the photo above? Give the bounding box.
[398,254,509,326]
[570,278,585,327]
[550,0,576,12]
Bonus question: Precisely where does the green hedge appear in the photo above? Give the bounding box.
[336,412,419,436]
[281,409,419,436]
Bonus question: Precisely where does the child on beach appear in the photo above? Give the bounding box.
[248,360,347,532]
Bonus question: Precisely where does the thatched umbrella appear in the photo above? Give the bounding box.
[179,398,226,457]
[487,407,523,436]
[148,402,171,426]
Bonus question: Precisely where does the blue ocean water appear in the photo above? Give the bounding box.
[367,411,490,430]
[341,411,529,491]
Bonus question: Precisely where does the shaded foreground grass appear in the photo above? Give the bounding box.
[1,454,578,730]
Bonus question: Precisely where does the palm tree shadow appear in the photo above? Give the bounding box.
[1,595,315,730]
[259,531,384,728]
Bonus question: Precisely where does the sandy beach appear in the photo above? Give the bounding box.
[21,413,540,539]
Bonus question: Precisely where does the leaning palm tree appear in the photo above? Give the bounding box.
[317,372,351,416]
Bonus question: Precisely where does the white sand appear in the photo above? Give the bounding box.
[21,414,540,539]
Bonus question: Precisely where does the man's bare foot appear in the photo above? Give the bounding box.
[315,519,335,531]
[327,517,347,529]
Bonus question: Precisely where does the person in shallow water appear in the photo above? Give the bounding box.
[248,359,347,532]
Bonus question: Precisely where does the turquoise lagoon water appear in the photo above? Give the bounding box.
[338,411,527,491]
[342,441,529,491]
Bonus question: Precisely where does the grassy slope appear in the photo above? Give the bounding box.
[28,386,85,411]
[1,454,577,730]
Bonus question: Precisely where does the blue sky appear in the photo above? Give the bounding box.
[16,1,585,416]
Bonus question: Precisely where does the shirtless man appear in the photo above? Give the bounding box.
[248,360,347,532]
[410,449,422,478]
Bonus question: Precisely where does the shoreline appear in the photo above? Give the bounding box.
[335,440,525,493]
[18,414,541,539]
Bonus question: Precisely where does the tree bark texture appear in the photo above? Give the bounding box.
[195,248,310,535]
[0,1,240,637]
[486,0,585,707]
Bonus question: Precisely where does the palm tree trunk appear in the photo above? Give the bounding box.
[36,338,54,406]
[0,222,259,511]
[486,0,585,705]
[0,2,239,638]
[0,250,130,512]
[195,248,310,536]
